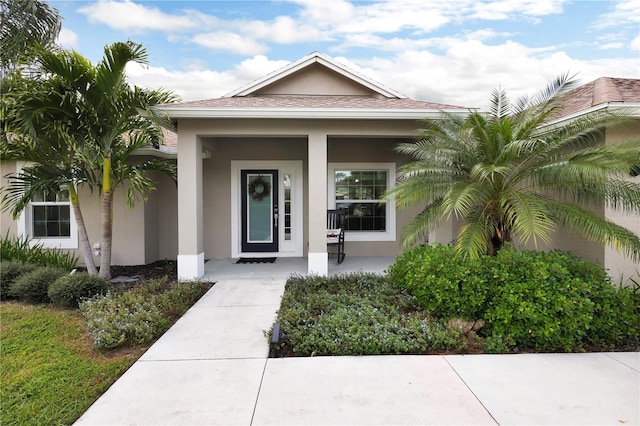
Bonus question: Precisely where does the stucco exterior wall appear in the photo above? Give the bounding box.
[604,122,640,285]
[0,161,18,238]
[255,63,377,96]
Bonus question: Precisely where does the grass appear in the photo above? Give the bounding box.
[0,302,143,426]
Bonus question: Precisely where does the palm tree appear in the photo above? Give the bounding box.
[388,74,640,260]
[2,42,178,280]
[0,0,61,80]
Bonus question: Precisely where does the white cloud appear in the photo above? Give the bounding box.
[57,27,79,49]
[78,0,197,33]
[631,35,640,51]
[598,42,625,50]
[352,38,638,109]
[245,16,326,44]
[472,0,567,21]
[288,0,355,25]
[592,0,640,29]
[125,56,290,101]
[192,32,267,55]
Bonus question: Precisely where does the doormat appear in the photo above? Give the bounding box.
[235,257,278,264]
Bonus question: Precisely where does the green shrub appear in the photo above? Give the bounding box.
[0,261,36,300]
[80,279,210,351]
[586,281,640,347]
[0,232,78,271]
[10,267,66,303]
[388,246,634,352]
[387,244,490,320]
[273,273,463,356]
[48,273,109,308]
[483,250,596,351]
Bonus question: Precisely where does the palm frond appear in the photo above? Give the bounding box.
[455,209,492,259]
[548,199,640,261]
[400,199,447,248]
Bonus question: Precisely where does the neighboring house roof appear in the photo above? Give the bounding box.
[157,52,469,121]
[552,77,640,120]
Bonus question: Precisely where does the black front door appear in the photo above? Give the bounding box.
[241,170,279,252]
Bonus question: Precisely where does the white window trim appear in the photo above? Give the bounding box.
[328,162,396,242]
[16,162,78,249]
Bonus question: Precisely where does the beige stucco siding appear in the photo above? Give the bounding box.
[255,63,378,96]
[0,161,18,238]
[604,122,640,285]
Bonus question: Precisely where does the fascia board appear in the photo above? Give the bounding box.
[160,107,470,120]
[133,146,177,159]
[541,103,640,128]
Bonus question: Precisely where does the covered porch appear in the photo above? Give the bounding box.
[201,256,395,282]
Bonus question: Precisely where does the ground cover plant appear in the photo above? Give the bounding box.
[269,273,465,356]
[80,278,212,351]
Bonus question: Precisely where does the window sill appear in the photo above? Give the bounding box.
[344,231,395,242]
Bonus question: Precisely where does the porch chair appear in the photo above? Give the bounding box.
[327,209,346,264]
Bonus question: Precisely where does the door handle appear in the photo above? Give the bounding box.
[274,213,279,227]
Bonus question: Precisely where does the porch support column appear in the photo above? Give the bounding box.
[307,131,328,275]
[177,132,204,280]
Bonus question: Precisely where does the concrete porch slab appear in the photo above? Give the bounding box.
[444,353,640,425]
[202,256,396,281]
[74,358,266,425]
[252,355,497,425]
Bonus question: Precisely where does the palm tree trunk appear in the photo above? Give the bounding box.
[68,185,97,274]
[98,157,112,281]
[490,223,512,255]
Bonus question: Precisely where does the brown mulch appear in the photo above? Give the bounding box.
[109,260,178,281]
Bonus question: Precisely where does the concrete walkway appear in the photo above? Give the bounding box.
[75,274,640,425]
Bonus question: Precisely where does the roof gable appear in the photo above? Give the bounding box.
[225,52,405,99]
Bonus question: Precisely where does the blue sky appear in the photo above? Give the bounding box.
[51,0,640,108]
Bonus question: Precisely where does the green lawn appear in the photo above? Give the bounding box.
[0,302,142,426]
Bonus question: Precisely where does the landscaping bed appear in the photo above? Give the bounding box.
[268,247,640,357]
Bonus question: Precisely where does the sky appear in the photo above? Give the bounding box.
[50,0,640,108]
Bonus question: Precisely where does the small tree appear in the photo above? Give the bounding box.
[388,74,640,259]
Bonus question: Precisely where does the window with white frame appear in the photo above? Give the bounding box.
[328,163,396,242]
[29,189,71,238]
[16,163,78,249]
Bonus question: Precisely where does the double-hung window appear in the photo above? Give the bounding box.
[328,162,396,242]
[30,189,71,238]
[16,163,78,249]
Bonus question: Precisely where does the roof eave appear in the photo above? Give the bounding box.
[133,145,177,159]
[159,107,470,120]
[544,102,640,128]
